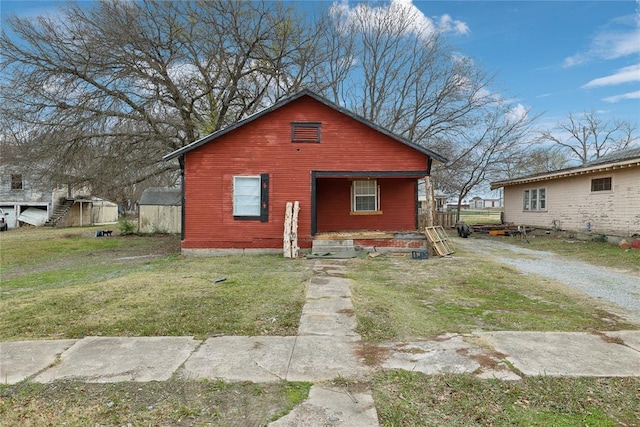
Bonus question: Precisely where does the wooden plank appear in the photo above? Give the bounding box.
[291,201,300,258]
[283,202,293,258]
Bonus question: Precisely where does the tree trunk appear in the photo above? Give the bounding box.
[424,176,435,228]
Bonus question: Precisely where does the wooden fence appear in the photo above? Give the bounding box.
[418,211,457,231]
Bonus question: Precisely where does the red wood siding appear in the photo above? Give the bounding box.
[316,178,416,233]
[183,95,429,249]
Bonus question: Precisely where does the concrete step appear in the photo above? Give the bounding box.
[311,239,355,254]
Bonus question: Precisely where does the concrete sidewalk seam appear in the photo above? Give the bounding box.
[284,335,299,381]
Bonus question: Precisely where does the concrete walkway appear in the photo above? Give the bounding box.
[2,260,640,426]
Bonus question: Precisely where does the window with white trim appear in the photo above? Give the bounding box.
[352,179,379,212]
[523,188,546,211]
[233,176,261,216]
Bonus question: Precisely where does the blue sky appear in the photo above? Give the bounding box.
[416,0,640,128]
[2,0,639,129]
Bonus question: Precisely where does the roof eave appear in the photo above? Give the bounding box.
[491,158,640,189]
[162,89,448,164]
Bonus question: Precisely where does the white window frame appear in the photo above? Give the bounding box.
[523,188,546,211]
[351,179,380,212]
[233,176,261,217]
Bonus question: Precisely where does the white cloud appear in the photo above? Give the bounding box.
[582,64,640,88]
[563,10,640,67]
[437,14,470,35]
[602,90,640,103]
[506,103,527,122]
[330,0,470,40]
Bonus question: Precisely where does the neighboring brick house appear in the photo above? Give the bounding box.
[491,147,640,238]
[163,89,447,254]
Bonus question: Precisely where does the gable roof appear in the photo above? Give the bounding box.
[139,187,182,206]
[163,89,447,163]
[491,146,640,190]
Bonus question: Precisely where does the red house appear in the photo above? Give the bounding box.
[163,90,446,255]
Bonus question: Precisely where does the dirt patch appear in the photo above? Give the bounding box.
[356,342,390,366]
[592,331,626,345]
[456,347,508,371]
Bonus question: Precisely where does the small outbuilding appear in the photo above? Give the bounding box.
[56,198,119,227]
[138,187,182,234]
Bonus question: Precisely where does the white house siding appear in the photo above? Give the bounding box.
[503,167,640,237]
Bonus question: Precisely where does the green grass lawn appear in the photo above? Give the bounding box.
[371,372,640,426]
[0,227,311,340]
[2,226,639,426]
[507,234,640,276]
[458,209,502,225]
[346,245,638,342]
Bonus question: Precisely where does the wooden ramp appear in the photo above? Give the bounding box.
[424,226,455,256]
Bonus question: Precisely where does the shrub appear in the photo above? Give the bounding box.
[118,218,137,235]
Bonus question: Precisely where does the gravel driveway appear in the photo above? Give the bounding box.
[462,237,640,324]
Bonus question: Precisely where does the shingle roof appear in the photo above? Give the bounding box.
[139,188,182,206]
[490,146,640,189]
[163,89,448,164]
[587,146,640,166]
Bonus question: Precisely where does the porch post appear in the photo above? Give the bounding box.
[310,171,317,236]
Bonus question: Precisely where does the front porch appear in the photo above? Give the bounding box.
[313,230,427,253]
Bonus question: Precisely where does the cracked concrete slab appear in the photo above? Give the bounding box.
[269,385,379,427]
[180,336,295,383]
[605,330,640,352]
[298,312,359,337]
[480,331,640,377]
[34,336,200,383]
[0,339,77,384]
[381,334,521,380]
[381,335,480,374]
[305,281,352,299]
[286,336,369,382]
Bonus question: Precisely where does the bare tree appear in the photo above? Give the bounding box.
[324,1,537,221]
[327,1,495,144]
[2,0,540,214]
[0,0,326,203]
[539,111,639,165]
[434,104,539,221]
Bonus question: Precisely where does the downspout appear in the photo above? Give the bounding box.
[180,155,185,241]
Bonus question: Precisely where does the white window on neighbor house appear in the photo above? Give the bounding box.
[233,176,261,217]
[523,188,546,211]
[352,179,379,212]
[591,177,612,192]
